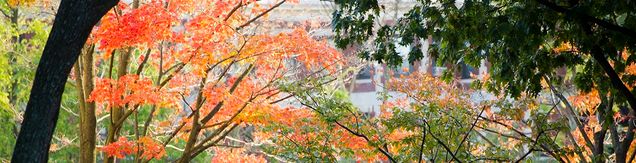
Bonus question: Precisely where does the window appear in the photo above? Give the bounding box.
[357,65,372,79]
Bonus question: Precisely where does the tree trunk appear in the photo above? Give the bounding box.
[77,44,97,163]
[593,97,611,162]
[105,48,131,163]
[8,7,19,106]
[617,120,635,163]
[11,0,118,162]
[179,116,201,163]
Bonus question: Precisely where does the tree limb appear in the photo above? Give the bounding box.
[534,0,636,39]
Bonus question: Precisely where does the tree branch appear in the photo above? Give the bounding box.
[300,102,397,162]
[423,119,463,163]
[237,0,287,30]
[534,0,636,39]
[453,106,485,156]
[515,131,544,162]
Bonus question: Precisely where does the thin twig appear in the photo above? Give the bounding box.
[237,0,287,30]
[453,106,486,156]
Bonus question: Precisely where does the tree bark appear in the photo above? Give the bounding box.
[592,97,611,163]
[178,78,207,163]
[616,114,635,163]
[8,7,19,107]
[77,44,97,163]
[74,60,88,161]
[11,0,118,162]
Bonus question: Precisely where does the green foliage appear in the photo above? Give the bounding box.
[0,20,14,159]
[0,108,15,160]
[0,5,51,160]
[332,0,636,100]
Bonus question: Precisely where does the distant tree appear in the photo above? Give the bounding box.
[0,0,51,159]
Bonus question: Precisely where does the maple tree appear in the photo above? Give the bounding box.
[65,0,346,162]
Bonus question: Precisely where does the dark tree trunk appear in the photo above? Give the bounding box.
[11,0,118,162]
[593,97,611,163]
[616,118,635,163]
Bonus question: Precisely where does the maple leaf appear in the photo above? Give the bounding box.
[101,137,135,159]
[211,148,266,163]
[138,136,166,160]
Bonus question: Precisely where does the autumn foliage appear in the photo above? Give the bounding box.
[102,137,165,160]
[6,0,636,161]
[82,0,343,161]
